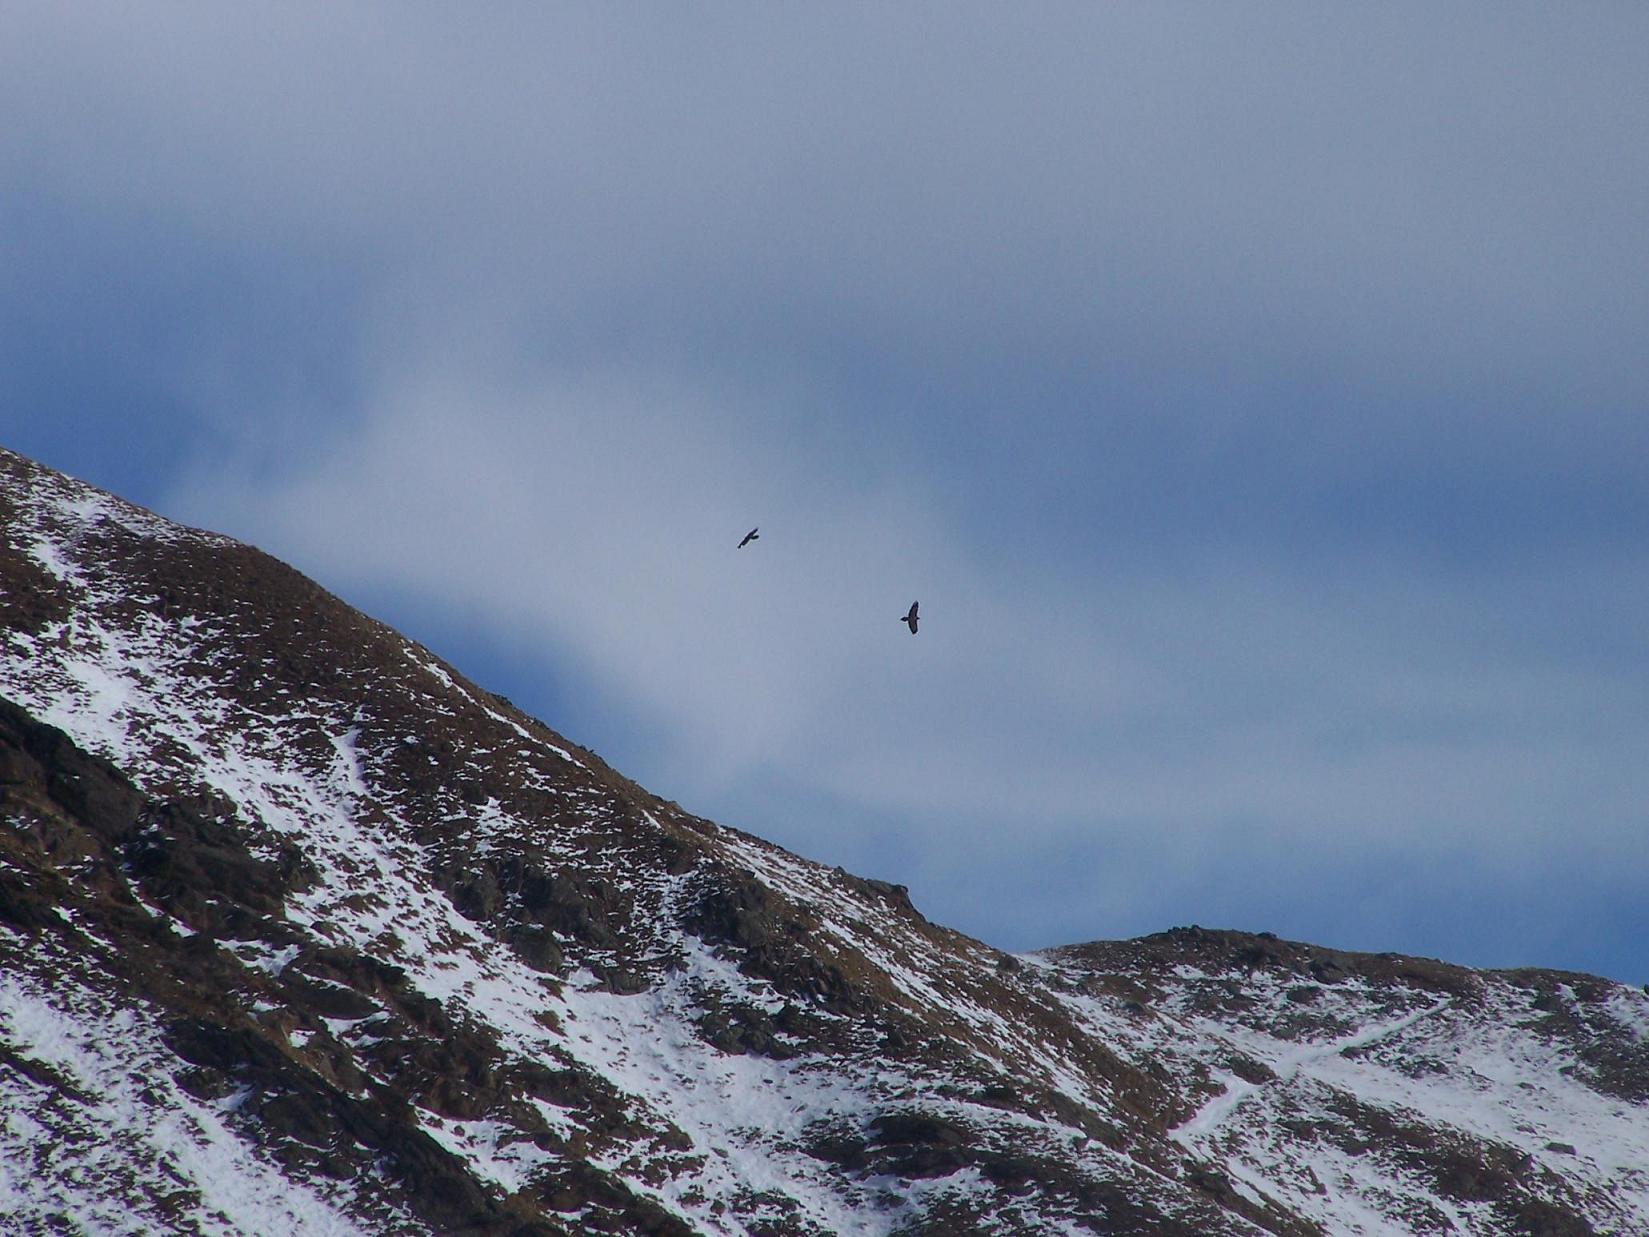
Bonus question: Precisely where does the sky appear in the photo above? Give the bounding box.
[4,6,1648,983]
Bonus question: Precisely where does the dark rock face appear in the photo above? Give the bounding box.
[3,445,1648,1236]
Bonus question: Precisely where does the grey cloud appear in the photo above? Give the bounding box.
[7,7,1647,399]
[9,5,1649,980]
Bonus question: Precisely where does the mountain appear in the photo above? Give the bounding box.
[2,444,1646,1236]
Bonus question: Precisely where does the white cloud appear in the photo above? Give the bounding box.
[173,347,1649,890]
[173,352,960,775]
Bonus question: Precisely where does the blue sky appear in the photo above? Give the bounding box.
[5,6,1648,982]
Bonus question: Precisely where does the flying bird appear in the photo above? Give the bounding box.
[901,601,919,634]
[738,527,759,548]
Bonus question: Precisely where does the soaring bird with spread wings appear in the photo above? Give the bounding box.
[901,601,919,634]
[738,527,759,548]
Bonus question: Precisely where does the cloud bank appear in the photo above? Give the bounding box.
[5,4,1648,977]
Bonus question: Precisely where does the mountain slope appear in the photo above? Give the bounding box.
[2,445,1645,1236]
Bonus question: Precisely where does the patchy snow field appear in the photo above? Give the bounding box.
[5,447,1648,1235]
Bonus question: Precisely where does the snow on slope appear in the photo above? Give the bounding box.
[4,451,1180,1233]
[0,959,383,1236]
[0,454,913,1231]
[5,445,1649,1236]
[1035,939,1649,1234]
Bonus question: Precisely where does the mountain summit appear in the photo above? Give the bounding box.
[2,445,1645,1235]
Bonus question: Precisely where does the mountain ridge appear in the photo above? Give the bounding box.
[3,445,1645,1235]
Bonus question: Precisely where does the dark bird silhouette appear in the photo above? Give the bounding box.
[902,601,919,634]
[738,527,759,549]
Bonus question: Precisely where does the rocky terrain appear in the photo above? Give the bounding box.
[3,444,1647,1235]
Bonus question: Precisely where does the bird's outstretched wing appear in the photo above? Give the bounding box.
[739,527,759,548]
[903,601,919,633]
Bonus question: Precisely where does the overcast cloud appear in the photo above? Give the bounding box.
[4,5,1647,980]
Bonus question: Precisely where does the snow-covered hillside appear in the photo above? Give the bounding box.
[3,445,1646,1235]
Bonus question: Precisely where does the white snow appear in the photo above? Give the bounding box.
[0,970,389,1236]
